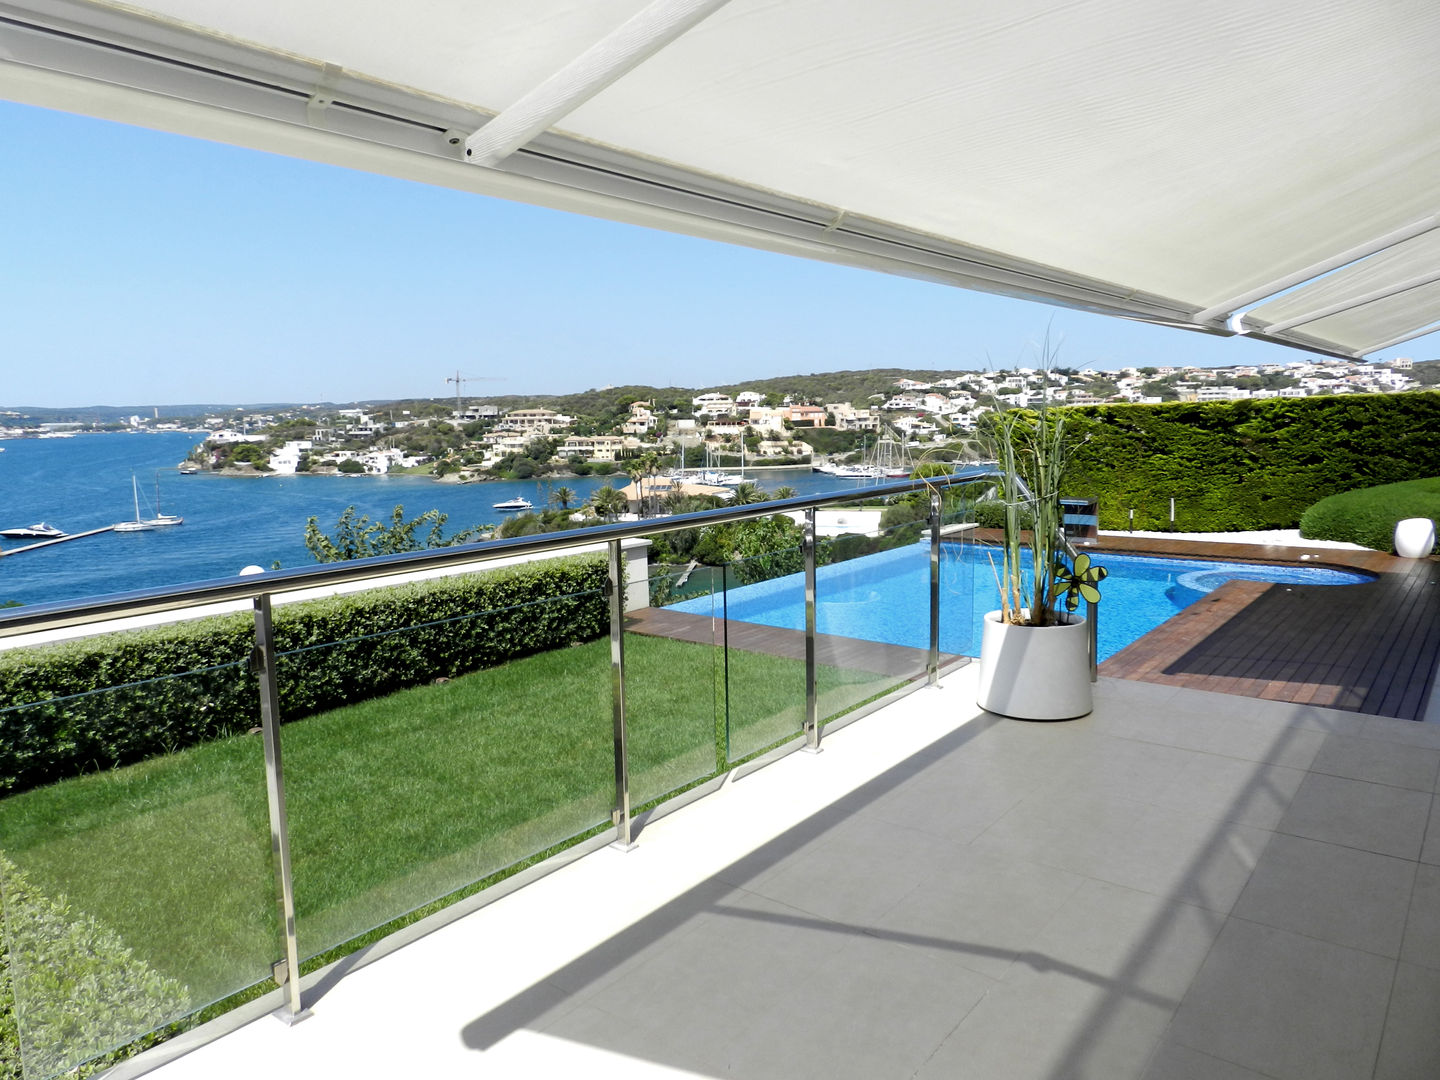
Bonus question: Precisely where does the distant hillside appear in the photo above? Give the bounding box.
[457,368,972,414]
[0,403,312,423]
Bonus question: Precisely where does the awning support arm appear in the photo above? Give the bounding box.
[463,0,732,168]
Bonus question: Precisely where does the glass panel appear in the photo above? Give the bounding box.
[720,545,807,762]
[278,573,614,963]
[0,643,277,1080]
[625,551,721,808]
[814,498,931,725]
[938,493,982,659]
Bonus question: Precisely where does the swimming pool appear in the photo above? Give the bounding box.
[668,543,1374,662]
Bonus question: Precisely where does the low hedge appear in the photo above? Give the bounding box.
[0,855,188,1080]
[0,555,607,795]
[1299,477,1440,552]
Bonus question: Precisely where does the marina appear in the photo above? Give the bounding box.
[0,432,884,607]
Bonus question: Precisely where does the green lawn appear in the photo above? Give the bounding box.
[0,632,897,1078]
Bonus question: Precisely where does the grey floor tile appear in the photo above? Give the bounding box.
[1043,735,1205,806]
[1277,772,1431,859]
[1360,715,1440,750]
[1374,961,1440,1080]
[1422,796,1440,866]
[1168,918,1394,1080]
[548,916,997,1080]
[1142,1041,1277,1080]
[1026,878,1225,1001]
[742,815,962,925]
[1232,833,1416,957]
[541,877,739,998]
[1147,752,1305,830]
[860,754,1037,845]
[1400,862,1440,970]
[972,790,1272,914]
[916,961,1174,1080]
[1310,734,1440,792]
[870,844,1086,980]
[1282,704,1369,737]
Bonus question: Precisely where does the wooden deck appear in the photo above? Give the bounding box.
[625,606,966,679]
[1096,536,1440,720]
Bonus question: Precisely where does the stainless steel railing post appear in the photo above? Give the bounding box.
[803,507,820,751]
[928,489,942,686]
[1089,596,1099,682]
[607,539,636,849]
[252,594,308,1023]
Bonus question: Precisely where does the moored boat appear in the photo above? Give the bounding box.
[0,522,66,540]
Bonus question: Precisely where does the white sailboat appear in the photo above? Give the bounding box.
[115,473,184,532]
[145,472,184,526]
[114,476,154,532]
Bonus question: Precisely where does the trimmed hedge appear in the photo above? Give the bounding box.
[0,555,607,795]
[1300,477,1440,552]
[1063,393,1440,531]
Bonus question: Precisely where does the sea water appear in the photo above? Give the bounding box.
[0,432,877,607]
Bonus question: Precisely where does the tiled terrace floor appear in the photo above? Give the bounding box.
[138,668,1440,1080]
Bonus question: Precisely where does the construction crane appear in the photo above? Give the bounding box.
[447,370,503,417]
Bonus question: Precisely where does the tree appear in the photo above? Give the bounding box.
[550,486,576,510]
[589,484,629,521]
[336,458,366,474]
[303,504,485,563]
[772,486,798,500]
[730,481,767,505]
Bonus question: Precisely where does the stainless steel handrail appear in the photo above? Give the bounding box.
[0,467,1001,638]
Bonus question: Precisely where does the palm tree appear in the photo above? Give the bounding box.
[730,481,767,505]
[550,486,576,510]
[589,484,629,521]
[772,486,798,501]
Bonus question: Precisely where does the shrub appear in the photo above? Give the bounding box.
[0,556,606,795]
[1064,392,1440,531]
[1299,477,1440,552]
[0,855,187,1080]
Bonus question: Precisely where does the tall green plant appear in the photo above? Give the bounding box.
[978,333,1073,627]
[990,404,1068,625]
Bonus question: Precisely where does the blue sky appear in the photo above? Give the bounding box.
[5,100,1436,409]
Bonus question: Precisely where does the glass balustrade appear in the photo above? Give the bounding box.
[0,641,278,1080]
[0,471,995,1076]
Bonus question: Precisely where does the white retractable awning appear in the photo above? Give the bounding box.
[3,0,1437,358]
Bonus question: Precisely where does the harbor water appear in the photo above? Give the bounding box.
[0,432,881,607]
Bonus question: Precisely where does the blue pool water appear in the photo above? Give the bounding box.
[670,543,1374,662]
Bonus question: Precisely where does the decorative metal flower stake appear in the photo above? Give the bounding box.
[1052,552,1108,613]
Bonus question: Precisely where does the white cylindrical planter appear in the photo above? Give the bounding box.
[1393,518,1436,559]
[976,610,1092,721]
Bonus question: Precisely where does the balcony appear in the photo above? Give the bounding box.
[131,670,1440,1080]
[2,479,1437,1080]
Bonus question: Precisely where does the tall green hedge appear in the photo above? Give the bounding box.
[1063,393,1440,531]
[0,556,607,795]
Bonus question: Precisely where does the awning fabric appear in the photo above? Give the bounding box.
[3,0,1438,358]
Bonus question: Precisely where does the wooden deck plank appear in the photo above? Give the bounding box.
[1098,538,1440,720]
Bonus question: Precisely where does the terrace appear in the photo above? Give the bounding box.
[124,669,1440,1080]
[2,2,1439,1077]
[2,486,1438,1080]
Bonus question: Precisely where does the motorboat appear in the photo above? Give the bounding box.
[178,462,201,474]
[0,522,66,539]
[492,497,533,511]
